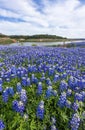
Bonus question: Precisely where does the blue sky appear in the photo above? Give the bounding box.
[0,0,85,38]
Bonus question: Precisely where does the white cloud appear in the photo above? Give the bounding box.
[0,8,20,18]
[0,0,85,38]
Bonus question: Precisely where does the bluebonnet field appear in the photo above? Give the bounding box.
[0,46,85,130]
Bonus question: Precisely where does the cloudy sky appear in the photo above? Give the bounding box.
[0,0,85,38]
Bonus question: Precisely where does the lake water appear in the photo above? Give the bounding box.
[0,40,85,47]
[9,41,75,46]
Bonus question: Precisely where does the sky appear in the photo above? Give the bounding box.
[0,0,85,38]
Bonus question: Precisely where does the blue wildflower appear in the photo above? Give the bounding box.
[17,71,21,78]
[66,89,72,97]
[21,70,25,77]
[57,66,63,73]
[12,100,25,114]
[36,101,44,120]
[80,91,85,101]
[37,82,42,95]
[59,80,68,92]
[17,101,25,114]
[16,82,22,93]
[0,78,2,85]
[0,84,3,92]
[58,92,66,107]
[2,89,9,103]
[34,77,38,84]
[82,79,85,89]
[52,90,57,96]
[27,78,30,86]
[75,93,83,101]
[53,74,60,83]
[70,113,80,130]
[61,73,67,79]
[11,74,16,78]
[78,79,85,89]
[28,64,32,73]
[72,102,79,111]
[20,89,27,104]
[8,87,14,96]
[40,76,45,82]
[46,78,52,86]
[65,100,71,108]
[12,100,18,112]
[68,76,74,89]
[11,65,16,75]
[22,77,27,86]
[31,74,35,83]
[45,86,52,98]
[0,120,5,130]
[49,67,54,76]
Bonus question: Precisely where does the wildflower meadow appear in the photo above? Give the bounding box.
[0,46,85,130]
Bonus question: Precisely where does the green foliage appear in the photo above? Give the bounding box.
[32,44,37,46]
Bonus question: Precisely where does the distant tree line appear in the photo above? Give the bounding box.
[9,34,67,39]
[0,33,8,38]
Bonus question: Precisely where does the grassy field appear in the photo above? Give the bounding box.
[0,38,16,44]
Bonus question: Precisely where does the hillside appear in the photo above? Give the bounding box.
[0,33,8,38]
[9,34,67,42]
[0,33,67,44]
[0,33,17,44]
